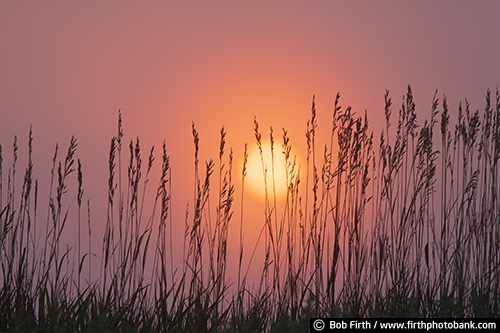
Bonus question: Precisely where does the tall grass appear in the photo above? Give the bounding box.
[1,86,500,332]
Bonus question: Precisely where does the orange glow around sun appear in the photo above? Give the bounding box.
[245,140,290,200]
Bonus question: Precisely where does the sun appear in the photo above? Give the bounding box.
[244,140,289,200]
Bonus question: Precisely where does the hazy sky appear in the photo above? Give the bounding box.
[2,1,500,282]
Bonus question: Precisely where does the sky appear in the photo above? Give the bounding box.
[2,1,500,285]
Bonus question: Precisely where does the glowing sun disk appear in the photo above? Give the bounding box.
[245,141,289,200]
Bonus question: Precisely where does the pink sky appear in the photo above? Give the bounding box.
[2,1,500,286]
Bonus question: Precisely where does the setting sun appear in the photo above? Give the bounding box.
[245,140,289,200]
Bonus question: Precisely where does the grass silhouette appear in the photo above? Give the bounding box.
[1,86,499,332]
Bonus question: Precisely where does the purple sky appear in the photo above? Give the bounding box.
[2,1,500,283]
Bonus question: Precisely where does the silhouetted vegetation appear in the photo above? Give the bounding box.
[1,86,499,332]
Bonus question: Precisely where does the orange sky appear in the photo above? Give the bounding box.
[2,1,500,286]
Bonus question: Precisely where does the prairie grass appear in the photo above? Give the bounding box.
[1,86,500,332]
